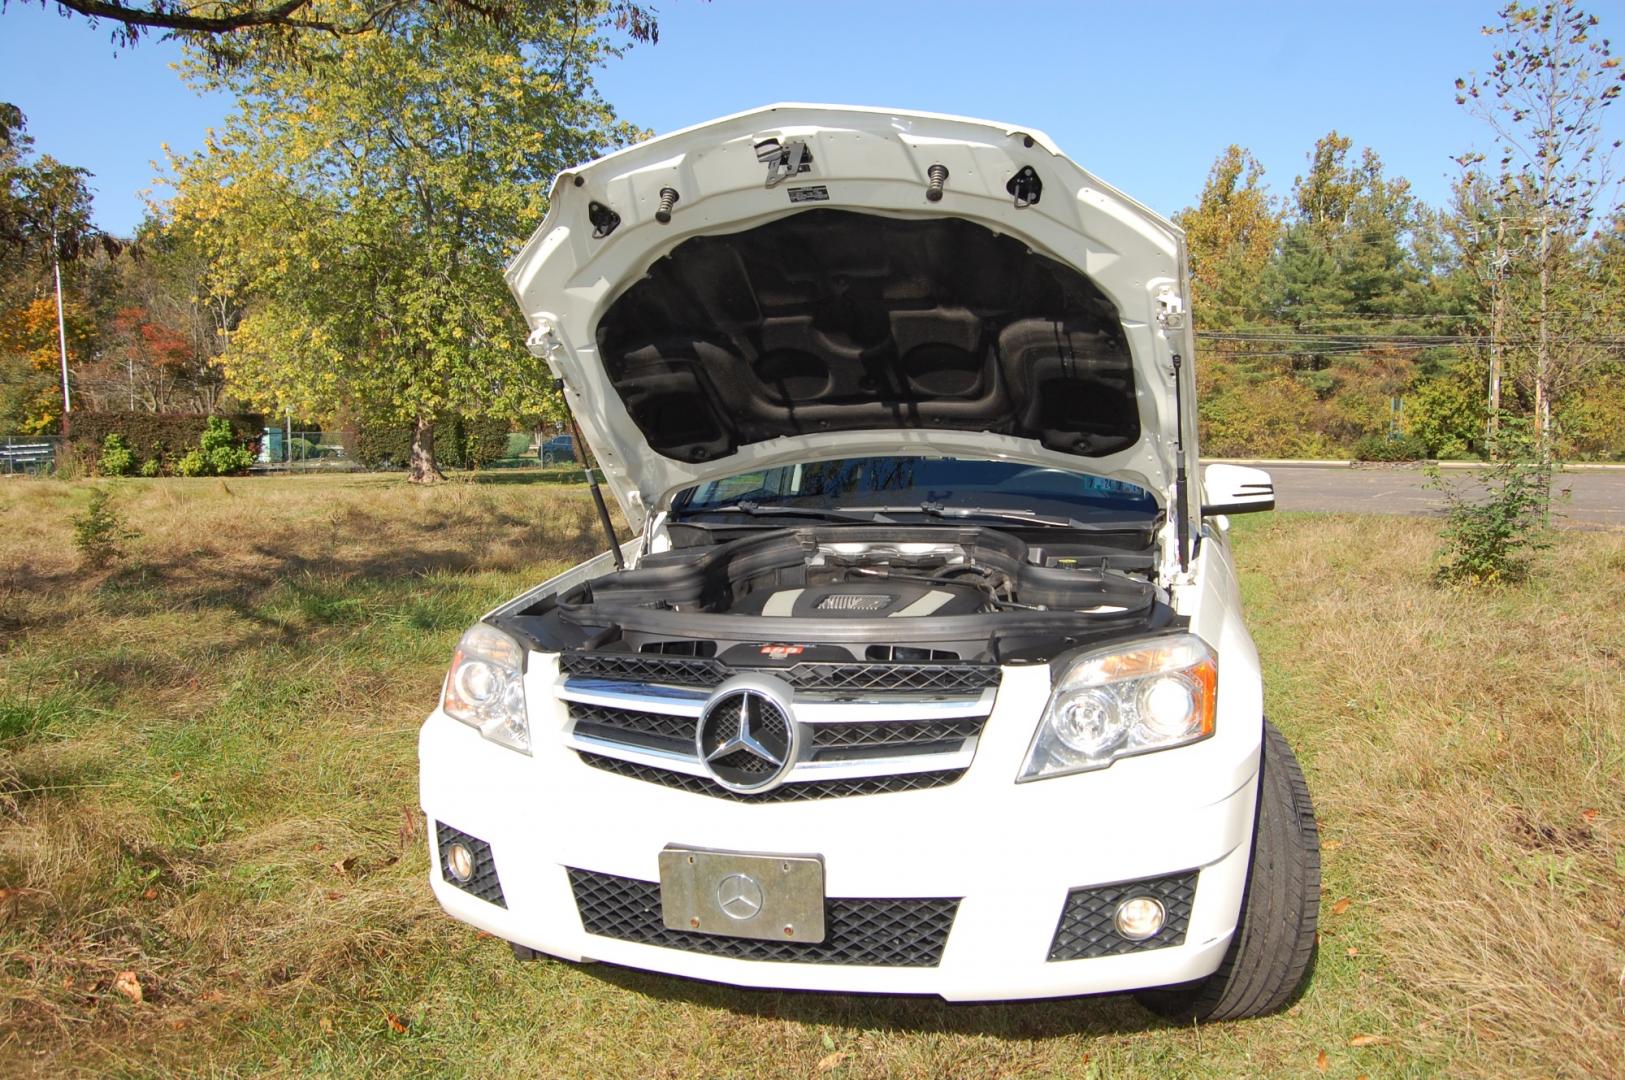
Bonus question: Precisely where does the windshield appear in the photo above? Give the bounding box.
[671,457,1159,520]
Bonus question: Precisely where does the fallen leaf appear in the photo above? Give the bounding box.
[113,970,143,1004]
[142,887,158,901]
[387,1012,409,1034]
[1322,839,1342,851]
[319,1017,333,1034]
[1580,808,1599,823]
[325,891,341,901]
[821,1032,836,1051]
[61,975,74,989]
[1316,1048,1328,1071]
[1349,1034,1389,1047]
[1330,897,1351,916]
[312,842,325,852]
[1347,946,1360,958]
[332,856,358,877]
[167,1019,185,1031]
[816,1051,847,1072]
[475,930,494,939]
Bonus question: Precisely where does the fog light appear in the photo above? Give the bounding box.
[445,842,476,883]
[1113,896,1166,940]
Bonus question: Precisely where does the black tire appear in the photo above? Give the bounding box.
[1136,720,1320,1022]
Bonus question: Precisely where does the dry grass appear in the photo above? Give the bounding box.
[0,473,1619,1077]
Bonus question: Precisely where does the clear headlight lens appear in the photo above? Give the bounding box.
[442,622,530,754]
[1019,633,1216,781]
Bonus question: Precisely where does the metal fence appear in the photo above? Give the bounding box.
[0,436,61,475]
[257,429,357,471]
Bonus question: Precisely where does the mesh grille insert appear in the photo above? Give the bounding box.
[561,652,1000,695]
[435,821,506,908]
[569,869,958,967]
[1047,871,1197,960]
[577,752,964,801]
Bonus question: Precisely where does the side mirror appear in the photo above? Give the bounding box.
[1202,463,1274,515]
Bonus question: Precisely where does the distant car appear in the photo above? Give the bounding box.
[539,434,575,465]
[421,104,1318,1023]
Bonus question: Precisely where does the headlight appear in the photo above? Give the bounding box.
[442,622,530,754]
[1018,633,1216,781]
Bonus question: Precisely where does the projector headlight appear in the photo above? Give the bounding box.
[442,622,530,754]
[1019,633,1216,781]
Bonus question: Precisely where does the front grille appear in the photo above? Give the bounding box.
[435,822,506,908]
[561,652,1000,695]
[810,717,985,750]
[567,703,986,761]
[578,752,965,801]
[570,702,696,752]
[1047,871,1198,960]
[569,869,958,967]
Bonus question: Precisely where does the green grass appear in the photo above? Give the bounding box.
[0,473,1619,1078]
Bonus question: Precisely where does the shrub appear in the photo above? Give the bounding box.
[174,449,208,477]
[71,488,137,569]
[64,413,262,469]
[1353,433,1427,462]
[200,416,255,475]
[353,417,512,470]
[1428,425,1552,586]
[98,433,136,476]
[139,459,160,477]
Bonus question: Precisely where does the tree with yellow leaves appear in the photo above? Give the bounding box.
[167,2,644,480]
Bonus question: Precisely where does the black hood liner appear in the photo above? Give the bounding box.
[595,209,1139,464]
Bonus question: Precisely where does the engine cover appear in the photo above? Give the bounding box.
[731,581,984,619]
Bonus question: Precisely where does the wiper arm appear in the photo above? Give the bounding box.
[674,501,890,524]
[844,502,1105,530]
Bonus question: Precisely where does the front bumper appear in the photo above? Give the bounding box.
[419,664,1260,1002]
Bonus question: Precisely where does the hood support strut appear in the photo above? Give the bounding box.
[557,379,625,571]
[1171,352,1190,572]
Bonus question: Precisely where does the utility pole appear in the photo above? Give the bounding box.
[1487,215,1505,447]
[52,219,71,415]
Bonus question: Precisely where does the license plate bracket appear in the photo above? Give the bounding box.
[658,846,826,944]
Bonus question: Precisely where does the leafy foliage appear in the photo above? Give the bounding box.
[97,432,135,476]
[1352,433,1427,461]
[1428,423,1554,584]
[64,412,262,472]
[166,2,642,479]
[70,487,136,568]
[199,415,255,475]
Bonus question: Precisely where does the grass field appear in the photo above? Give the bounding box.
[1,472,1621,1078]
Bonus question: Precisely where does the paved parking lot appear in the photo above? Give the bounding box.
[1253,463,1625,528]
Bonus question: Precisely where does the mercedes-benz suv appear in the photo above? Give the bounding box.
[419,104,1319,1021]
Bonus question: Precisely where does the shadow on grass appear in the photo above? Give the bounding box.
[580,961,1177,1038]
[469,468,592,487]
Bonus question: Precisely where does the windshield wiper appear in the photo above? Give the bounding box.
[673,500,891,524]
[843,502,1114,530]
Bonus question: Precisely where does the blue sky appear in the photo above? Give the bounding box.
[4,0,1623,235]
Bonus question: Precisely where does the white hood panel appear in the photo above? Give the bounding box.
[505,104,1196,531]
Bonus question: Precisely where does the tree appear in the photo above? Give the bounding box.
[167,2,641,480]
[8,0,657,66]
[1457,2,1625,460]
[1,105,105,431]
[1174,146,1280,329]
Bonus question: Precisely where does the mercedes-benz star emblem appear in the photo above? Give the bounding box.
[716,873,764,920]
[695,680,797,793]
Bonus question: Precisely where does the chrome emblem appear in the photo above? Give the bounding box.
[695,678,798,793]
[715,873,764,920]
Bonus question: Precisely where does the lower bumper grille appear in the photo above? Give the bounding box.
[1047,871,1197,960]
[569,868,958,967]
[578,751,965,801]
[435,821,506,908]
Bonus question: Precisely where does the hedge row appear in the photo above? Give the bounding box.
[353,417,514,470]
[65,413,263,467]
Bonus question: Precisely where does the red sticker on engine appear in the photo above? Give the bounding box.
[757,644,806,660]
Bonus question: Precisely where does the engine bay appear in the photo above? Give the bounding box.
[495,524,1176,666]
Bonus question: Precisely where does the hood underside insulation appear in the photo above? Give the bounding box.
[595,209,1140,464]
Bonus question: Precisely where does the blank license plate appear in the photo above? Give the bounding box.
[659,846,826,944]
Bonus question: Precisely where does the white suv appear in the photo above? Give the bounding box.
[420,104,1319,1021]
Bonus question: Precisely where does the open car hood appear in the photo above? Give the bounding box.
[505,104,1196,532]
